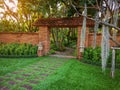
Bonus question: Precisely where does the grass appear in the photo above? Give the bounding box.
[0,57,120,90]
[0,57,43,76]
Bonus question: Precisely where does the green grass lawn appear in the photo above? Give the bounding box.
[0,57,43,76]
[0,57,120,90]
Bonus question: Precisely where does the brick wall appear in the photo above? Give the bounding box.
[0,32,39,45]
[1,30,120,58]
[87,33,120,47]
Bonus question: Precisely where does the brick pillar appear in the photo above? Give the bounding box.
[38,26,50,56]
[77,26,89,59]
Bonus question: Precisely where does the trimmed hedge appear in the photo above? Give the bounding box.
[82,47,120,68]
[0,42,38,57]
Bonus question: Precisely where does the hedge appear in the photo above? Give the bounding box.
[0,42,38,57]
[82,47,120,68]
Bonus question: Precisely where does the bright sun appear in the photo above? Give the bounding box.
[4,0,18,12]
[0,0,18,18]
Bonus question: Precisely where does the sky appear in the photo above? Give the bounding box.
[4,0,18,12]
[0,0,18,18]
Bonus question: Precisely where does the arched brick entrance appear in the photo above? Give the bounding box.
[33,17,94,59]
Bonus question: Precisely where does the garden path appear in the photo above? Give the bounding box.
[0,58,68,90]
[50,47,76,59]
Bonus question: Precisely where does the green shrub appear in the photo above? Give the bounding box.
[49,49,56,55]
[82,47,120,67]
[0,42,38,57]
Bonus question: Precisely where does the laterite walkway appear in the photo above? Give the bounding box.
[0,58,68,90]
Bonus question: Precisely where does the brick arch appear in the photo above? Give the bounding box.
[33,17,94,59]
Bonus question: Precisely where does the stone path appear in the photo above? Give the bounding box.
[50,55,76,59]
[50,47,76,59]
[0,58,68,90]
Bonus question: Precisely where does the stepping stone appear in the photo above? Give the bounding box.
[29,80,39,84]
[48,72,53,74]
[33,68,41,71]
[12,72,19,74]
[22,74,30,77]
[5,75,11,78]
[21,84,32,90]
[34,77,45,81]
[49,68,56,70]
[53,66,59,68]
[19,70,25,72]
[8,81,17,85]
[40,74,49,77]
[0,78,3,82]
[16,78,24,81]
[0,86,9,90]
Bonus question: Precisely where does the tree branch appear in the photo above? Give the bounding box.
[71,2,120,31]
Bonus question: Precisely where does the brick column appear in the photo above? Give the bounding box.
[38,26,50,56]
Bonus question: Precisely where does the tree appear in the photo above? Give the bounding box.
[65,0,120,73]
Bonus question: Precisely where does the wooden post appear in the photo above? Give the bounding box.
[111,47,115,78]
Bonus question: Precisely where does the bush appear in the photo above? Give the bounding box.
[0,42,38,57]
[49,49,56,55]
[82,47,101,65]
[82,47,120,68]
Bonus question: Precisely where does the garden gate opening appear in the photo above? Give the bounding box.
[33,17,94,59]
[50,27,77,58]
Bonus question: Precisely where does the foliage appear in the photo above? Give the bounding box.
[82,47,120,68]
[48,49,56,55]
[82,47,101,64]
[0,42,38,57]
[50,28,77,51]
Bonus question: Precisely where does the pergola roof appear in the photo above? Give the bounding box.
[33,17,94,27]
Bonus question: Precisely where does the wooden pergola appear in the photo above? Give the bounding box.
[33,17,94,59]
